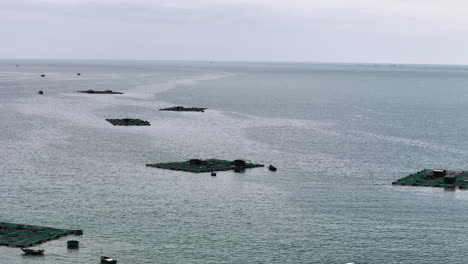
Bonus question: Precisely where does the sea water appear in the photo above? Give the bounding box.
[1,60,468,264]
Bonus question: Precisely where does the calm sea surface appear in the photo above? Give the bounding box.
[1,60,468,264]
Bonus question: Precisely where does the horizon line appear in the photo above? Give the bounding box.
[1,57,468,67]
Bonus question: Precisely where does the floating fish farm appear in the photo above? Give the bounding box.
[146,159,264,173]
[0,222,82,248]
[106,118,150,126]
[159,106,207,112]
[78,89,123,94]
[392,169,468,189]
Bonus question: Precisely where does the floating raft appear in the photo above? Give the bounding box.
[146,159,264,173]
[78,89,123,94]
[159,106,206,112]
[0,222,82,248]
[106,118,150,126]
[392,169,468,189]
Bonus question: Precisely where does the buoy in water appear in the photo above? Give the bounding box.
[67,240,79,249]
[77,73,81,76]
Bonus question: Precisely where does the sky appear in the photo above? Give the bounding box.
[2,0,468,64]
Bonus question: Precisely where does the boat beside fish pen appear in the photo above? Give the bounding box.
[21,248,44,255]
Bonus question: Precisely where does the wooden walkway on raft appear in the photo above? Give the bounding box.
[0,222,82,248]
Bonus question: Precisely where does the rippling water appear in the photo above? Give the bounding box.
[1,60,468,264]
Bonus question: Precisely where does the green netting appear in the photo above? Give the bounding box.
[393,170,468,190]
[0,222,78,247]
[106,119,150,126]
[147,159,264,173]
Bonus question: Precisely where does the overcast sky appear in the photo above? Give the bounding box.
[2,0,468,64]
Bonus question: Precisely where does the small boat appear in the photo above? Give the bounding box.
[21,248,44,255]
[101,256,117,264]
[38,91,44,95]
[77,73,81,76]
[268,165,277,171]
[40,74,45,77]
[211,172,217,176]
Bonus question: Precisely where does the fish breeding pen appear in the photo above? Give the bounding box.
[106,118,150,126]
[392,169,468,189]
[78,89,123,94]
[159,106,207,112]
[0,222,82,248]
[146,159,264,173]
